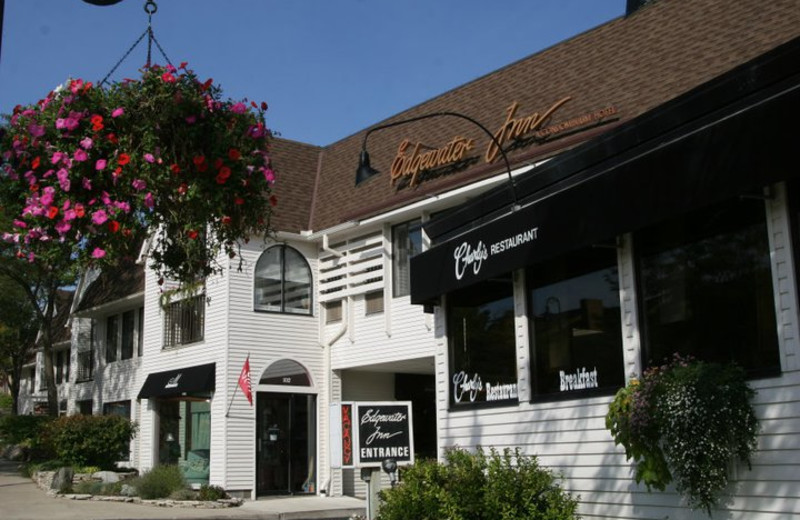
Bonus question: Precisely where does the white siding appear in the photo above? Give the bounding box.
[224,238,323,495]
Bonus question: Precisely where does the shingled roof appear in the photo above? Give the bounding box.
[264,0,799,234]
[75,259,145,314]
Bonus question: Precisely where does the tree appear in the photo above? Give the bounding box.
[1,64,277,414]
[0,273,40,415]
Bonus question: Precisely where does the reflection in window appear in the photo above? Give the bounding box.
[392,219,423,298]
[447,274,517,407]
[529,246,623,398]
[254,245,312,315]
[636,198,780,376]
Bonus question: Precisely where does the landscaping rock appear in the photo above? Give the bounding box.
[51,467,74,493]
[4,444,26,461]
[92,470,120,483]
[120,483,137,497]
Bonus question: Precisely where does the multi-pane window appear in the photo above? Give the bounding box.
[105,308,145,362]
[528,245,624,398]
[54,349,71,384]
[254,245,312,314]
[636,198,780,377]
[76,350,94,382]
[77,399,93,415]
[392,219,423,298]
[164,294,205,348]
[103,400,132,418]
[106,315,119,363]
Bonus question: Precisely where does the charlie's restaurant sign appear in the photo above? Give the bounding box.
[390,97,617,188]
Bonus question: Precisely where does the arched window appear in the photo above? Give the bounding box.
[254,245,312,314]
[260,359,312,386]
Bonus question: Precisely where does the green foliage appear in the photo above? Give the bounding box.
[0,414,55,459]
[47,414,137,469]
[377,447,580,520]
[0,393,12,413]
[198,484,228,501]
[133,464,187,499]
[73,479,124,496]
[170,488,199,500]
[606,355,759,514]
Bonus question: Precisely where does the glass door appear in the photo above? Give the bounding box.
[256,392,316,495]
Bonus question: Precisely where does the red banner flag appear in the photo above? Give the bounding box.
[238,356,253,406]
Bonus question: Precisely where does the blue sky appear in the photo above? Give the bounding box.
[1,0,625,146]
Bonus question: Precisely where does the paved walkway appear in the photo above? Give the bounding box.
[0,459,365,520]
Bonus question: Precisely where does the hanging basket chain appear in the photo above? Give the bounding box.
[98,0,173,87]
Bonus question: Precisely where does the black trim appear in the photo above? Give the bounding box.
[411,36,800,305]
[137,363,215,399]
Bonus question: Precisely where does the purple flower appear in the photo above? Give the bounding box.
[143,153,155,163]
[144,192,154,209]
[132,179,147,191]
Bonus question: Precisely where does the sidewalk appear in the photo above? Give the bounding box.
[0,459,365,520]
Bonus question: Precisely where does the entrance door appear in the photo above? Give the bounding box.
[256,392,316,495]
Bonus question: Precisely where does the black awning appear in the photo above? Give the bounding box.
[138,363,215,399]
[411,37,800,305]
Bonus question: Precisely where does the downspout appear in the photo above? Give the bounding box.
[321,233,348,496]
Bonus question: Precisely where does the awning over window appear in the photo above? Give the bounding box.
[411,36,800,305]
[138,363,215,399]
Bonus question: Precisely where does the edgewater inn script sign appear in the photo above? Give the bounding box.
[389,96,617,189]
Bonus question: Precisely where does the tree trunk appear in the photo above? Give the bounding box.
[41,286,59,417]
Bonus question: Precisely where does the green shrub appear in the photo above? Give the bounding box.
[169,488,198,501]
[73,480,104,495]
[47,415,137,469]
[0,415,55,459]
[377,447,580,520]
[133,464,187,499]
[198,484,228,501]
[606,355,759,515]
[0,393,12,413]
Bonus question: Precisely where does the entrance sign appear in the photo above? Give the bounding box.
[353,401,414,467]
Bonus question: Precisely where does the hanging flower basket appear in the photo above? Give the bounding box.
[1,63,276,284]
[605,354,760,515]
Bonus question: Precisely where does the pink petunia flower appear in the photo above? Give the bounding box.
[91,209,108,225]
[95,159,107,171]
[143,153,155,163]
[80,137,93,150]
[132,179,147,191]
[73,149,88,162]
[91,247,106,259]
[231,102,247,114]
[111,107,124,118]
[144,192,154,209]
[57,168,71,192]
[55,220,71,235]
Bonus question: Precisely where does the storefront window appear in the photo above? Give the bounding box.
[636,198,780,377]
[528,245,623,399]
[159,399,212,486]
[447,274,517,408]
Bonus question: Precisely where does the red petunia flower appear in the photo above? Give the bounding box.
[214,158,224,170]
[170,163,181,174]
[187,229,198,240]
[221,216,232,225]
[215,166,232,184]
[47,206,59,219]
[108,220,120,233]
[269,195,278,207]
[117,153,130,165]
[106,133,119,144]
[228,148,241,161]
[31,156,41,170]
[91,114,104,132]
[234,196,245,205]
